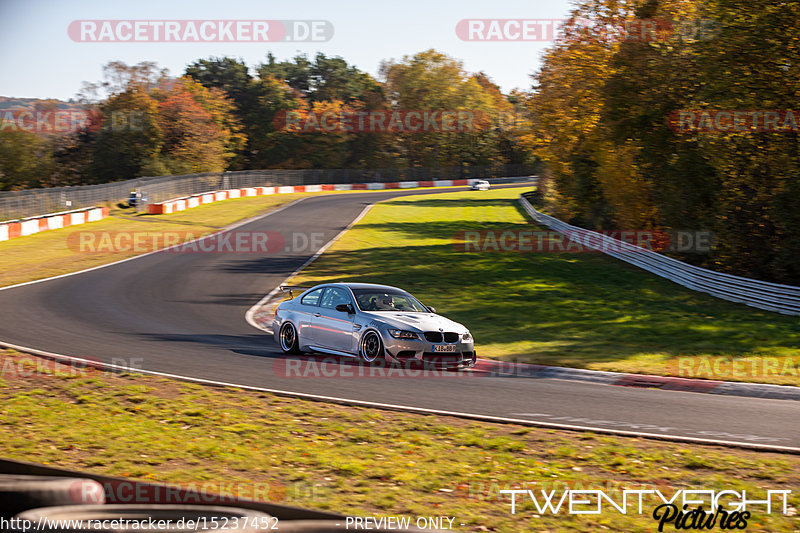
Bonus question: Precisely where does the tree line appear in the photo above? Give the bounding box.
[0,51,532,190]
[525,0,800,284]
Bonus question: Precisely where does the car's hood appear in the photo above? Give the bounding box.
[361,311,467,333]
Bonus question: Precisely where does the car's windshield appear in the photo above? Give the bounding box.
[351,289,428,312]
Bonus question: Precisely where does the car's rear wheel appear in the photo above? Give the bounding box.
[279,323,300,354]
[359,330,384,363]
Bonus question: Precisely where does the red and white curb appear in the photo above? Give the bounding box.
[147,179,480,215]
[468,361,800,400]
[0,206,109,242]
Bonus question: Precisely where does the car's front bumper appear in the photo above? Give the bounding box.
[383,336,476,369]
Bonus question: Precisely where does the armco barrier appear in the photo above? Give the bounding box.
[0,206,109,242]
[147,179,481,215]
[518,195,800,316]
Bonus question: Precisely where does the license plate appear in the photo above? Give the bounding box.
[433,344,457,352]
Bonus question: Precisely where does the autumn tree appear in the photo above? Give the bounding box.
[152,77,245,174]
[529,0,800,282]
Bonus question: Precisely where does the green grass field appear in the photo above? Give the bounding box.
[289,188,800,385]
[1,349,797,533]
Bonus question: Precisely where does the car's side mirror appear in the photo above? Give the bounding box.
[336,303,355,314]
[427,306,436,313]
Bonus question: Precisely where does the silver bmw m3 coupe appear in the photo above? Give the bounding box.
[273,282,476,369]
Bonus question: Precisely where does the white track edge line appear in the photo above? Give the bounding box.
[0,340,797,454]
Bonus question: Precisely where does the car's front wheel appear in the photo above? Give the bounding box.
[279,322,301,354]
[359,330,384,363]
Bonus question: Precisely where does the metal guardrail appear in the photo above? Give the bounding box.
[0,164,536,221]
[518,195,800,316]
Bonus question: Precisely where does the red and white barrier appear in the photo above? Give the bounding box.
[0,206,109,242]
[0,179,484,240]
[146,179,477,215]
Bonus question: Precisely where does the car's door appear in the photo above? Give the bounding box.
[313,287,357,352]
[295,287,325,345]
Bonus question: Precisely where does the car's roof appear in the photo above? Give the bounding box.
[319,282,405,291]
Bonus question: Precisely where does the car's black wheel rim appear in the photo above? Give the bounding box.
[361,331,382,362]
[280,324,296,352]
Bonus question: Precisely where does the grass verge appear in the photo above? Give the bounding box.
[0,194,312,288]
[0,349,797,532]
[287,188,800,386]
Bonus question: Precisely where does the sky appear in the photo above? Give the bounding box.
[0,0,576,101]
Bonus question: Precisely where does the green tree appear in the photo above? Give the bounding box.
[0,130,53,189]
[380,49,511,168]
[90,88,163,181]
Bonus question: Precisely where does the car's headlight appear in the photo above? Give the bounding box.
[388,329,419,339]
[462,331,472,341]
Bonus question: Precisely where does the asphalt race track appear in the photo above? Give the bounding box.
[1,184,797,450]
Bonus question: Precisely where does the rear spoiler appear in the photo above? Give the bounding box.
[279,285,310,298]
